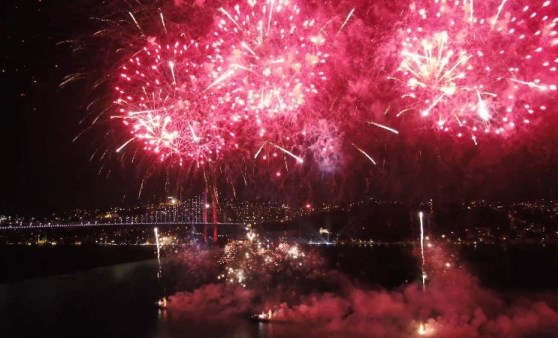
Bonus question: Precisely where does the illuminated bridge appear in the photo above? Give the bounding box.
[0,222,246,230]
[0,221,248,242]
[0,192,252,242]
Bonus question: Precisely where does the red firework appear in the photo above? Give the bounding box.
[112,0,341,172]
[206,0,330,128]
[113,35,247,166]
[392,0,558,143]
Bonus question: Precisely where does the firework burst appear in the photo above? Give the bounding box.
[110,0,350,177]
[113,34,250,166]
[207,0,330,124]
[392,0,558,142]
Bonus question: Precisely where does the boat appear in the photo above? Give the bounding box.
[251,309,273,322]
[155,297,168,309]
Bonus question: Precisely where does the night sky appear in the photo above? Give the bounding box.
[0,0,127,215]
[1,0,557,216]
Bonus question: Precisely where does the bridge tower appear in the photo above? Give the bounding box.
[212,191,218,242]
[203,191,208,242]
[202,190,219,243]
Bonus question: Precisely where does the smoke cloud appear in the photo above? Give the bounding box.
[168,283,254,318]
[166,244,558,337]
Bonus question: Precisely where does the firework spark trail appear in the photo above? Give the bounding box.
[493,0,509,25]
[469,0,474,24]
[253,140,304,165]
[129,12,144,35]
[417,211,429,335]
[154,227,161,262]
[352,143,376,165]
[116,137,135,153]
[392,0,558,142]
[338,8,355,34]
[159,11,168,34]
[254,142,266,160]
[419,211,426,292]
[268,142,304,163]
[154,227,164,282]
[367,121,400,134]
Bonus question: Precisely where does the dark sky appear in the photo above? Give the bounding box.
[1,0,557,216]
[0,0,128,215]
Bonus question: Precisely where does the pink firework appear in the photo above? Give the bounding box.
[206,0,330,127]
[113,36,246,166]
[393,0,558,143]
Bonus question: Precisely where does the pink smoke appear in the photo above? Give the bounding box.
[167,283,253,318]
[166,243,558,337]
